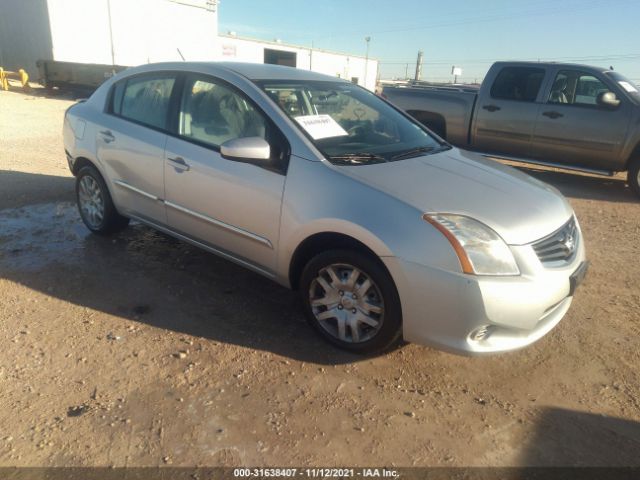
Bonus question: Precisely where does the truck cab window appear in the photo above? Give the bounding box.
[490,67,545,102]
[549,70,611,106]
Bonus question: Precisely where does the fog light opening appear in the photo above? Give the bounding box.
[470,325,493,342]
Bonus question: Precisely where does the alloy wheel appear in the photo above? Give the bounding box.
[309,263,384,343]
[78,175,105,229]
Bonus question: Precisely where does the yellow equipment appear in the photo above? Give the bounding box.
[0,67,30,91]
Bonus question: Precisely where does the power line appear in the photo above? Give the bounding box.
[311,0,627,41]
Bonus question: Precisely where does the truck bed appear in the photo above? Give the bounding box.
[383,85,478,145]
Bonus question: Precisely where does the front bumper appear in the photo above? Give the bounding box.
[384,234,587,355]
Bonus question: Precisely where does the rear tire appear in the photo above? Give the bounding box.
[76,165,129,235]
[628,157,640,198]
[300,249,402,354]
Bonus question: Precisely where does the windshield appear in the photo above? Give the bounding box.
[605,71,640,103]
[255,80,447,165]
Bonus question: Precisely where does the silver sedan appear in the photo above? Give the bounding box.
[63,62,588,355]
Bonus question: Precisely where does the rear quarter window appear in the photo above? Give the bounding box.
[109,74,176,130]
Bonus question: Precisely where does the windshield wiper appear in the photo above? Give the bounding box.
[391,144,451,160]
[327,152,388,165]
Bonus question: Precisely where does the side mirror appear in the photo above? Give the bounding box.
[597,91,621,108]
[220,137,270,161]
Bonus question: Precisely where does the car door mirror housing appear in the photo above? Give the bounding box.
[220,137,271,162]
[597,91,621,108]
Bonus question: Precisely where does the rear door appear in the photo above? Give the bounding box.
[471,66,546,157]
[530,68,632,170]
[97,72,178,223]
[163,74,289,274]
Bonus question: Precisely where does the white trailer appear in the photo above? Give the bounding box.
[0,0,219,79]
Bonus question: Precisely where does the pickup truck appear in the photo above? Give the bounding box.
[383,61,640,197]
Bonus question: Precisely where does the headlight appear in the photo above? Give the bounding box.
[423,214,520,276]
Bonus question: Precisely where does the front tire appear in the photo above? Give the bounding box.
[76,165,129,234]
[628,157,640,198]
[300,249,402,354]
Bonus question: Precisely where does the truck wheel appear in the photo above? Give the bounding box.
[76,165,129,234]
[628,157,640,198]
[300,249,402,354]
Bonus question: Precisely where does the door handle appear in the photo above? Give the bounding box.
[542,111,564,119]
[168,156,190,172]
[482,105,501,112]
[99,130,115,143]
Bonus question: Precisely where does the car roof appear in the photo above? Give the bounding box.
[121,61,348,83]
[216,62,346,82]
[492,61,611,74]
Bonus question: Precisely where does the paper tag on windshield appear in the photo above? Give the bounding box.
[618,81,638,93]
[294,115,348,140]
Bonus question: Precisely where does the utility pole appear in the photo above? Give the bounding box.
[364,36,371,88]
[106,0,115,71]
[405,63,409,79]
[414,50,423,81]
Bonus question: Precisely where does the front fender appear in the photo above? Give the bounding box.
[274,157,463,286]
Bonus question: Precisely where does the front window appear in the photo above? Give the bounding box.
[177,75,289,172]
[256,80,446,165]
[548,70,612,106]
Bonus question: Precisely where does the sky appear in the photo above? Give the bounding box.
[218,0,640,84]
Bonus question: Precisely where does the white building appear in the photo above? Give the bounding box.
[217,33,378,91]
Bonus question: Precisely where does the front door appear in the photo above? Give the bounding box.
[530,69,632,170]
[163,75,289,274]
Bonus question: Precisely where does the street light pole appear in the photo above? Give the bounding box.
[106,0,115,71]
[364,36,371,89]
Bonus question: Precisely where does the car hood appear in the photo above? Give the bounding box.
[338,148,574,245]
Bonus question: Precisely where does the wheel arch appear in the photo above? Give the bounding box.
[406,109,447,139]
[288,231,394,291]
[71,156,97,176]
[71,156,122,210]
[625,141,640,170]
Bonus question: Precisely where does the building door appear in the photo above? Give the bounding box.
[264,48,297,67]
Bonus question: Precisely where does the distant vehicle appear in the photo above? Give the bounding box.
[63,62,587,355]
[383,61,640,197]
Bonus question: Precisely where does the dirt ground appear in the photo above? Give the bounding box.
[1,89,639,468]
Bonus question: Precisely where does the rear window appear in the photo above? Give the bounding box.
[110,74,176,130]
[490,67,545,102]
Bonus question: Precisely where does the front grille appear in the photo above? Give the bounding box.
[532,217,578,265]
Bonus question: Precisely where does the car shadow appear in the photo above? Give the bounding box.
[518,407,640,466]
[503,162,637,204]
[0,170,75,209]
[0,171,363,365]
